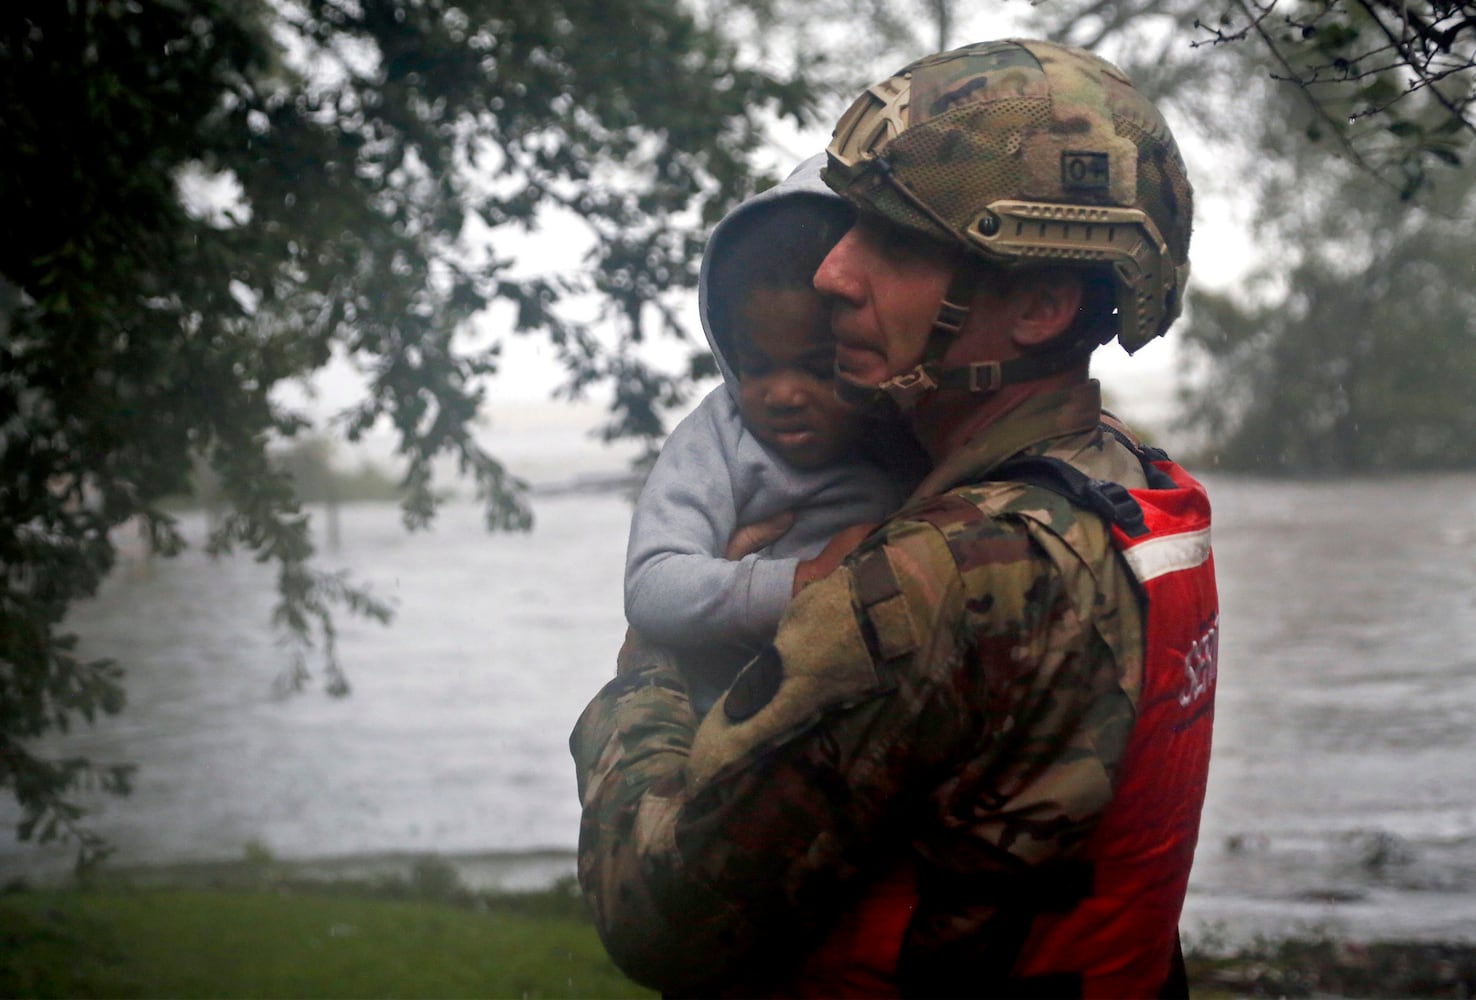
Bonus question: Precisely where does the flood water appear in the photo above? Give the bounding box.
[1186,473,1476,944]
[3,469,1475,947]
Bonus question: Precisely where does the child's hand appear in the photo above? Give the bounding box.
[725,510,797,560]
[793,522,878,595]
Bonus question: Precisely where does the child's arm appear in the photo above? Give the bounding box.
[723,510,795,561]
[624,392,800,649]
[790,521,878,594]
[724,514,877,595]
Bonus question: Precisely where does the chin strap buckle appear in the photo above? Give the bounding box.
[877,365,939,413]
[883,366,938,394]
[967,361,1003,393]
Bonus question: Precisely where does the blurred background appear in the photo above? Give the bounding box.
[4,0,1475,956]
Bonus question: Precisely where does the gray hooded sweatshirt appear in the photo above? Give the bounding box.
[623,154,907,676]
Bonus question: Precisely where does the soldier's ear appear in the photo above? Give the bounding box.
[1008,269,1083,349]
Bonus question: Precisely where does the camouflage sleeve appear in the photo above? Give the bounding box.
[568,630,731,990]
[570,504,1115,993]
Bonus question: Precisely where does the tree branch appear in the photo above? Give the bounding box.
[1232,0,1396,185]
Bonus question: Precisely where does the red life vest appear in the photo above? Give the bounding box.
[777,453,1217,999]
[1009,454,1216,998]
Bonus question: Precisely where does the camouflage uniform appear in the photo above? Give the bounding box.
[571,380,1155,995]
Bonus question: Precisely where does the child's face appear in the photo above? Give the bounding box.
[734,286,861,470]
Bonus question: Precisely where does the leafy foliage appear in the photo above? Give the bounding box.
[695,0,973,128]
[0,0,814,861]
[1192,0,1476,199]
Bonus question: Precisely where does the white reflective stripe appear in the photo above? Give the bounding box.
[1122,526,1212,583]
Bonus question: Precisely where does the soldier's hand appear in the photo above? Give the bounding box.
[725,509,796,560]
[792,521,878,595]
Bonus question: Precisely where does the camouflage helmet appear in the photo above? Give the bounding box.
[823,39,1193,353]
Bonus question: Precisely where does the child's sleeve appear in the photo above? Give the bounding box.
[624,393,797,649]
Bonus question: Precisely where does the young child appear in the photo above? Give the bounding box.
[623,154,916,711]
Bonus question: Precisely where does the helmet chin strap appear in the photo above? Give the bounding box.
[833,269,1103,416]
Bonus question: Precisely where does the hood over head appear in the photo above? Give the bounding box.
[697,153,851,396]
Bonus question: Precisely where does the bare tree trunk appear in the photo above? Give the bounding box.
[929,0,952,50]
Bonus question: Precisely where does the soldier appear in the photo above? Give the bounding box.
[571,38,1217,998]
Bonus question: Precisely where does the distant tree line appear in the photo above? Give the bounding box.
[214,438,403,507]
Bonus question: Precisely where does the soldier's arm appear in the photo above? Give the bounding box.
[571,517,978,992]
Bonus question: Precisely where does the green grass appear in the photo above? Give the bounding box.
[7,873,1474,998]
[0,886,654,999]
